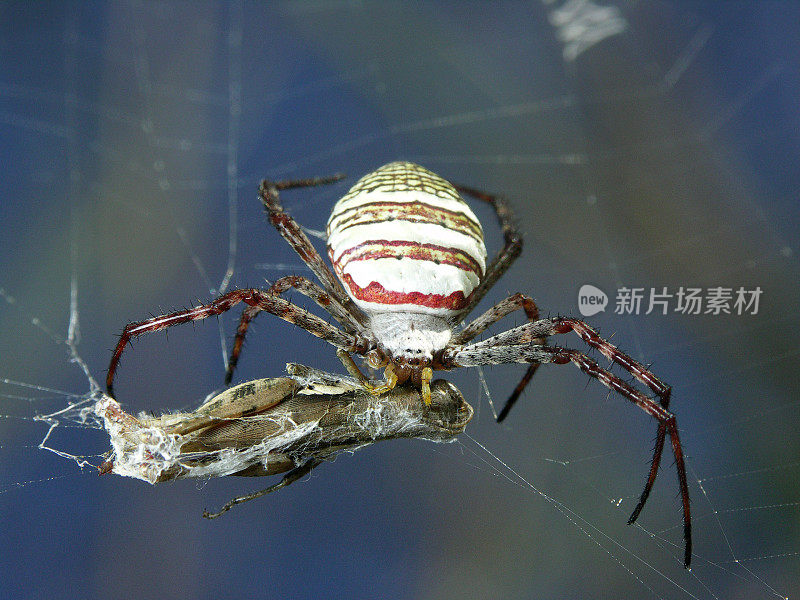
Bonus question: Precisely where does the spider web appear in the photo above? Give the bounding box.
[2,2,799,598]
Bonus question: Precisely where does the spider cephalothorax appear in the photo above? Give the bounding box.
[106,161,692,567]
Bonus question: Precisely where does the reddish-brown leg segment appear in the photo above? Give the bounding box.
[546,345,690,569]
[106,288,367,397]
[451,184,548,422]
[457,315,676,529]
[258,176,366,328]
[223,175,369,384]
[225,275,365,384]
[448,339,691,568]
[454,184,523,319]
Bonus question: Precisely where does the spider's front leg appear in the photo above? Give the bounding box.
[453,292,545,421]
[447,325,692,568]
[468,315,675,521]
[106,288,368,398]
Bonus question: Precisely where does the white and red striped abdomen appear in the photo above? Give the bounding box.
[327,162,487,317]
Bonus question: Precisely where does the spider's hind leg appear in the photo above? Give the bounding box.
[453,184,523,317]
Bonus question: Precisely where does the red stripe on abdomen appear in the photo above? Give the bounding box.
[340,274,471,310]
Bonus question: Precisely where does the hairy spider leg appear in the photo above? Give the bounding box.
[225,176,370,383]
[452,185,545,420]
[451,292,544,421]
[106,288,368,397]
[262,176,366,324]
[225,275,363,384]
[453,184,523,316]
[549,318,675,542]
[462,315,676,532]
[450,320,691,568]
[548,345,690,568]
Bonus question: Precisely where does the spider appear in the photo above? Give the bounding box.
[106,161,691,567]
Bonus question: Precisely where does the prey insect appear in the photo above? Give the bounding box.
[97,364,472,518]
[106,161,691,566]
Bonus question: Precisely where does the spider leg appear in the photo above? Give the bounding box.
[460,316,674,523]
[453,293,540,345]
[496,363,541,423]
[106,288,368,397]
[258,176,367,329]
[466,317,670,396]
[453,184,523,319]
[452,293,545,422]
[202,458,322,519]
[224,175,367,384]
[225,275,366,384]
[448,341,691,568]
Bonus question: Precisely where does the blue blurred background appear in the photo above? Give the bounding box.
[1,2,799,598]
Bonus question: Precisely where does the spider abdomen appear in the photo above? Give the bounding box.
[327,162,487,317]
